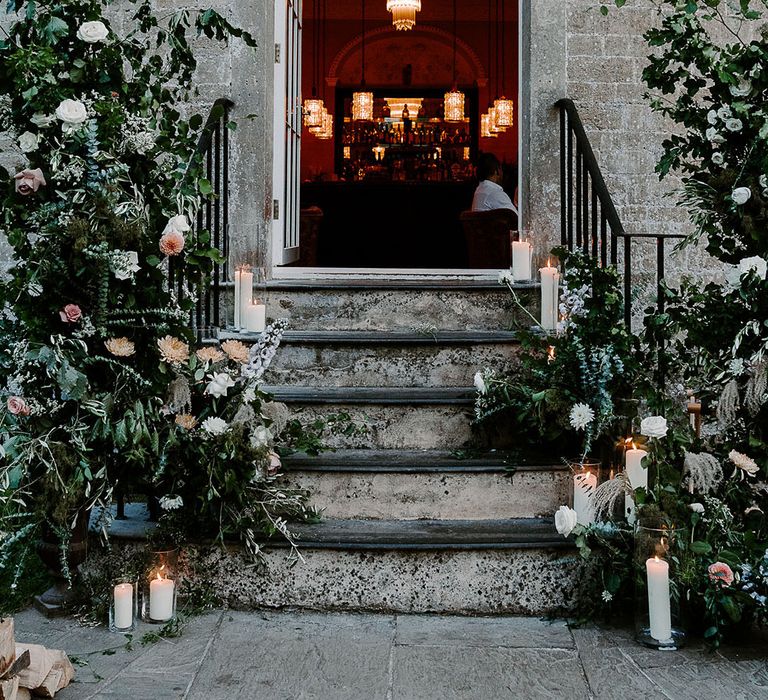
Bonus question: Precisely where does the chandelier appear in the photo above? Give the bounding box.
[480,113,496,138]
[303,98,325,129]
[351,91,374,121]
[386,0,421,31]
[315,107,333,139]
[494,97,514,128]
[444,0,464,122]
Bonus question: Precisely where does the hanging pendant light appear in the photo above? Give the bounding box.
[489,105,504,134]
[444,0,465,123]
[386,0,421,31]
[352,0,374,121]
[480,113,496,138]
[493,0,514,128]
[316,107,333,139]
[303,0,325,128]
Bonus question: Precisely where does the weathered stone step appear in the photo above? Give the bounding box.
[262,386,476,405]
[255,279,539,331]
[252,330,519,388]
[282,450,568,520]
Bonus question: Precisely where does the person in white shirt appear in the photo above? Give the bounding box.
[471,153,518,215]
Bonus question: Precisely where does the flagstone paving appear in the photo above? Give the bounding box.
[11,607,768,699]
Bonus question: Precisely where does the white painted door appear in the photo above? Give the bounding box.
[272,0,302,266]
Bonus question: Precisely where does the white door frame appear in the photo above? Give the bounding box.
[270,0,527,280]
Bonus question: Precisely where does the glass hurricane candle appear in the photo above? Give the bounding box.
[110,576,137,632]
[141,549,179,624]
[567,458,601,526]
[634,522,685,650]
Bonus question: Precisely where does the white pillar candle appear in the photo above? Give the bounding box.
[237,267,253,331]
[573,470,597,525]
[244,302,266,333]
[149,576,175,621]
[234,267,241,329]
[646,556,672,642]
[625,446,648,526]
[511,241,532,281]
[540,262,560,331]
[113,583,133,629]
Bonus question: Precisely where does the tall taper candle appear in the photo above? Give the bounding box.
[236,266,253,330]
[625,446,648,526]
[234,267,242,329]
[540,261,560,331]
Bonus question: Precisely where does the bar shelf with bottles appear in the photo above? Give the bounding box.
[334,90,478,183]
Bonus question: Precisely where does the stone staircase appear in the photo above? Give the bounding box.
[101,280,579,615]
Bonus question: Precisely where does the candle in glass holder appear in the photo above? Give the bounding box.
[511,240,533,281]
[646,556,672,642]
[624,444,647,525]
[149,574,175,622]
[113,583,133,629]
[244,300,266,333]
[539,260,560,331]
[573,470,597,525]
[233,265,253,330]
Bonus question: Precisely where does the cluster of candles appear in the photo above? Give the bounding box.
[111,565,176,631]
[233,265,266,333]
[508,236,560,333]
[571,443,673,645]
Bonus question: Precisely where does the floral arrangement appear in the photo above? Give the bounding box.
[0,0,318,603]
[474,248,638,461]
[550,0,768,647]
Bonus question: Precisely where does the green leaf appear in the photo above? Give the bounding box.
[43,17,69,45]
[690,541,712,554]
[720,596,741,623]
[198,178,213,195]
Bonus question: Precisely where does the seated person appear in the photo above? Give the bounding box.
[471,152,518,216]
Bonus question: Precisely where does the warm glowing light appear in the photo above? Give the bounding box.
[343,146,351,159]
[444,88,465,122]
[547,346,556,363]
[494,96,514,128]
[384,98,423,120]
[480,113,496,138]
[386,0,421,31]
[303,98,325,129]
[489,106,505,133]
[352,91,374,121]
[315,108,333,139]
[372,145,386,161]
[463,147,470,161]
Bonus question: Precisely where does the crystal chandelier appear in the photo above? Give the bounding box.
[444,0,464,123]
[480,113,496,138]
[386,0,421,31]
[353,0,374,121]
[494,97,514,128]
[351,91,374,121]
[315,108,333,139]
[303,98,325,129]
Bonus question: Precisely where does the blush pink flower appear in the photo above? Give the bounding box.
[159,230,185,256]
[59,304,82,323]
[14,168,46,195]
[7,396,30,416]
[267,451,282,476]
[708,562,734,587]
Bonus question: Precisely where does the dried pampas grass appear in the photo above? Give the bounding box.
[717,379,740,427]
[591,475,629,521]
[745,358,767,417]
[683,451,723,495]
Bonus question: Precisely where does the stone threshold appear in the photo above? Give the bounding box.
[221,330,521,345]
[220,279,541,291]
[282,449,568,474]
[260,386,476,405]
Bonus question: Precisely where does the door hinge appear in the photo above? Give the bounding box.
[273,200,280,220]
[274,43,281,64]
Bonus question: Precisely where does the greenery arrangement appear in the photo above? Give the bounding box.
[0,0,321,611]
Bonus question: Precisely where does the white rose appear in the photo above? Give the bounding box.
[554,505,578,537]
[717,105,732,120]
[474,371,487,394]
[730,79,751,97]
[30,112,54,129]
[76,21,109,44]
[706,127,725,144]
[205,372,236,398]
[711,152,724,166]
[159,495,183,511]
[251,425,272,448]
[55,99,88,133]
[18,131,39,153]
[640,415,668,439]
[201,416,229,436]
[725,118,743,132]
[689,503,705,514]
[163,214,192,235]
[738,255,767,281]
[732,187,752,205]
[706,110,718,125]
[760,174,768,195]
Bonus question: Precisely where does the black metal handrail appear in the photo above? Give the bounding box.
[169,98,233,333]
[556,99,685,328]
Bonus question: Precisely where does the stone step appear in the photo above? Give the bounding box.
[282,450,569,520]
[254,330,519,388]
[94,510,578,615]
[263,386,476,405]
[252,279,540,331]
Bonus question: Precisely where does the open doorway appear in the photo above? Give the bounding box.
[273,0,521,273]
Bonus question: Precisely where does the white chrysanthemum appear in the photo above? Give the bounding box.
[202,416,229,436]
[732,187,751,205]
[706,110,718,125]
[569,403,595,431]
[601,590,614,603]
[474,371,487,394]
[725,117,743,132]
[712,152,724,166]
[159,495,183,511]
[730,450,760,477]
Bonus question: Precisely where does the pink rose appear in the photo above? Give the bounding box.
[7,396,30,416]
[59,304,82,323]
[268,451,282,476]
[708,562,734,587]
[159,230,185,256]
[14,168,46,195]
